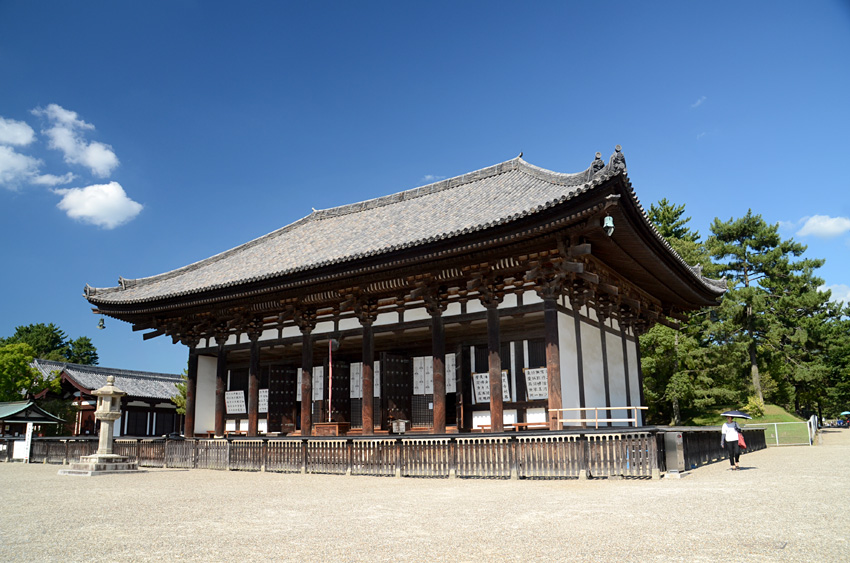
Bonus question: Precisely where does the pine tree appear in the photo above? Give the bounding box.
[706,210,814,404]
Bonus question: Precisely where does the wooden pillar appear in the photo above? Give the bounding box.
[543,296,563,430]
[485,304,504,432]
[247,335,260,436]
[572,305,587,427]
[300,328,314,437]
[361,319,375,435]
[430,308,447,434]
[620,326,633,427]
[214,335,228,438]
[185,348,199,437]
[598,306,612,427]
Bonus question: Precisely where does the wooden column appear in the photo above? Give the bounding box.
[247,334,260,436]
[296,309,317,437]
[542,296,563,430]
[214,335,228,438]
[184,347,199,437]
[430,306,447,434]
[620,324,633,427]
[300,328,314,437]
[598,305,612,427]
[361,319,375,435]
[485,303,504,432]
[572,303,587,427]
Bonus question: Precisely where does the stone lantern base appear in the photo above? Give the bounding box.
[58,453,139,477]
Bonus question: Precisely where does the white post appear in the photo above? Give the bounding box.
[23,422,33,463]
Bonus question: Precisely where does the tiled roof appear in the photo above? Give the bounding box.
[31,359,182,401]
[85,157,603,305]
[0,401,65,423]
[85,151,725,305]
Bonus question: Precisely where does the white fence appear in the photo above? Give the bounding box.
[744,415,817,447]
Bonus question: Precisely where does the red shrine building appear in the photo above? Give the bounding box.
[84,147,724,438]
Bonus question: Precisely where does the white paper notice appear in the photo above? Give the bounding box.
[472,370,510,403]
[524,368,549,400]
[225,390,246,414]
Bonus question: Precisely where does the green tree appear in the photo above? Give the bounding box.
[648,198,700,243]
[67,336,99,365]
[172,372,188,415]
[641,200,731,424]
[2,323,98,365]
[0,342,60,401]
[706,210,817,404]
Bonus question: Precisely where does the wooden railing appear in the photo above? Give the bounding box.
[672,427,767,471]
[9,426,767,479]
[549,406,649,429]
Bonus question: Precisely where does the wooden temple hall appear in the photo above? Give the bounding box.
[85,147,725,439]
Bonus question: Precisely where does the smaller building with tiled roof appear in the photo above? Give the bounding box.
[32,359,183,437]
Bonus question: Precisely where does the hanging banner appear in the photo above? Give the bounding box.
[446,353,456,393]
[472,371,510,404]
[350,362,363,399]
[374,360,381,398]
[523,368,549,400]
[225,390,247,414]
[413,356,426,395]
[296,368,302,402]
[312,366,324,401]
[259,388,268,413]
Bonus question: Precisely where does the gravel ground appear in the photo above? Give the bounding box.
[1,429,848,563]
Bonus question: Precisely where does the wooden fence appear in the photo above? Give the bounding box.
[3,426,767,479]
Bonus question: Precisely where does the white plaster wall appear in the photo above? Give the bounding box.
[373,311,396,327]
[281,325,301,339]
[580,319,606,410]
[404,307,430,323]
[500,294,518,309]
[471,410,518,429]
[606,330,628,426]
[466,299,485,314]
[338,317,360,331]
[196,355,217,435]
[626,337,642,425]
[314,321,334,334]
[260,328,277,341]
[444,301,462,317]
[558,310,581,410]
[522,290,542,305]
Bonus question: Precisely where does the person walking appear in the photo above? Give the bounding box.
[721,415,743,470]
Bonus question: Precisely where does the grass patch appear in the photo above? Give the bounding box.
[687,404,805,427]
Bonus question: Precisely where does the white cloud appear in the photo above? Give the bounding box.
[691,96,707,108]
[796,215,850,238]
[53,181,143,229]
[0,145,43,188]
[0,116,36,146]
[33,104,119,177]
[821,284,850,306]
[32,172,76,186]
[421,174,446,183]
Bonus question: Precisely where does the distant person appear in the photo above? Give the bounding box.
[720,416,743,470]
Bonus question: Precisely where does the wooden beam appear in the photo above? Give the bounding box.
[142,329,165,340]
[569,243,591,257]
[577,272,599,285]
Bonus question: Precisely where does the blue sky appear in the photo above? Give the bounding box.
[2,1,849,375]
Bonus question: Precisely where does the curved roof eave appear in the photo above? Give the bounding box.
[84,150,725,309]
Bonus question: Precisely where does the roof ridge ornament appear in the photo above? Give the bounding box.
[608,145,626,173]
[586,151,605,181]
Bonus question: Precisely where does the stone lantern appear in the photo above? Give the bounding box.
[59,375,138,476]
[93,375,125,457]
